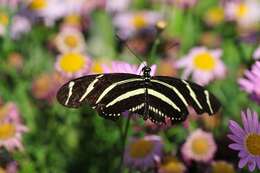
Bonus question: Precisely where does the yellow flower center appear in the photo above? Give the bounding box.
[206,7,224,24]
[193,52,216,71]
[0,106,8,121]
[161,161,185,173]
[0,13,9,26]
[0,123,16,140]
[132,15,147,29]
[129,139,154,158]
[91,62,103,74]
[191,137,209,155]
[29,0,47,10]
[64,35,78,48]
[64,14,81,26]
[235,3,248,18]
[59,52,86,73]
[0,167,5,173]
[32,74,52,98]
[211,161,235,173]
[245,134,260,156]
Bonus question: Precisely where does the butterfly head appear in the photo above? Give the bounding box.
[142,66,151,78]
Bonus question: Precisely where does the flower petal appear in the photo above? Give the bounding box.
[257,158,260,169]
[227,134,243,144]
[248,160,256,172]
[239,156,249,168]
[238,150,248,158]
[229,120,246,138]
[242,111,250,133]
[252,111,259,133]
[229,143,244,150]
[247,109,254,133]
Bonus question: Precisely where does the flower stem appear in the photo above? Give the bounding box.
[118,113,132,173]
[149,37,160,64]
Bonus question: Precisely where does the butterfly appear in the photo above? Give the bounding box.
[56,65,221,124]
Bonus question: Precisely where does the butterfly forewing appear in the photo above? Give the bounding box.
[57,73,142,105]
[57,73,147,120]
[57,74,101,108]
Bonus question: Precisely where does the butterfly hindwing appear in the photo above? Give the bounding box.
[146,81,189,123]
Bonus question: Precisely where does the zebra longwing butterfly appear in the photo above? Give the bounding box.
[56,66,221,124]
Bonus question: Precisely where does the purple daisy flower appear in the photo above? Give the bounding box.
[228,109,260,172]
[238,61,260,104]
[124,135,163,171]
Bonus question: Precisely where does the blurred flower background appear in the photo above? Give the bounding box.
[0,0,260,172]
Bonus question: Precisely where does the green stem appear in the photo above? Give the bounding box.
[118,113,132,173]
[128,167,133,173]
[149,37,160,64]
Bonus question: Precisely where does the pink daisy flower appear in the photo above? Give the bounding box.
[55,52,92,78]
[102,61,157,75]
[124,135,163,170]
[0,161,18,173]
[238,61,260,104]
[181,129,217,162]
[176,47,226,85]
[228,109,260,172]
[32,72,66,102]
[0,122,27,151]
[253,46,260,60]
[0,103,28,152]
[1,102,22,124]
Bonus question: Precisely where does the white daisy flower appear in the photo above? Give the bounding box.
[176,47,226,85]
[113,11,162,39]
[225,0,260,29]
[55,28,86,53]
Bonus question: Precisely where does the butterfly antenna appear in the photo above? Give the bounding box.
[115,34,143,63]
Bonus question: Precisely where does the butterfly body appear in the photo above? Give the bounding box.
[57,66,221,124]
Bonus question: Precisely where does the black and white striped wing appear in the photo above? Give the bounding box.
[147,76,221,123]
[57,73,146,120]
[57,74,221,124]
